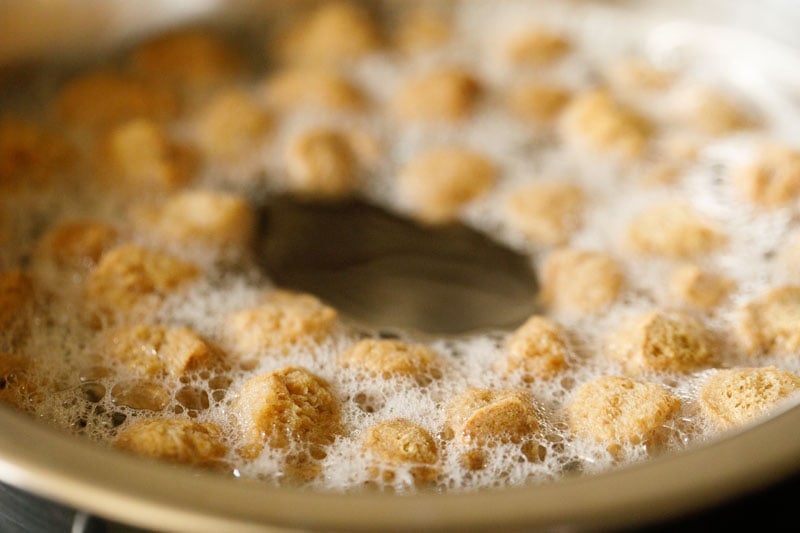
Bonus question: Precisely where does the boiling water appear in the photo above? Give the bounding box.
[2,0,800,493]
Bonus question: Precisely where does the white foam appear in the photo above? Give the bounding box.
[4,0,800,494]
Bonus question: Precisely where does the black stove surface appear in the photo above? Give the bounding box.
[1,471,799,533]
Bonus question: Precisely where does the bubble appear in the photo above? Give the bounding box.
[4,0,800,495]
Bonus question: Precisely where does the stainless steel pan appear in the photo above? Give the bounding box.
[1,1,800,531]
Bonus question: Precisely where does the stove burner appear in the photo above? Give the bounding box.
[0,483,137,533]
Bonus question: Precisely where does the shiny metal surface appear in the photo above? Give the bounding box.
[257,198,538,335]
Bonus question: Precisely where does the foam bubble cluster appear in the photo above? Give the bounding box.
[2,0,800,494]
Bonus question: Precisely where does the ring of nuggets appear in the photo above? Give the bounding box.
[1,0,799,496]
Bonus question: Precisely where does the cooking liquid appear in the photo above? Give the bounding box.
[2,0,800,492]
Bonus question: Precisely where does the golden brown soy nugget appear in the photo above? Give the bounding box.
[561,89,652,160]
[398,146,496,224]
[262,66,368,112]
[0,352,34,409]
[496,316,569,381]
[94,324,223,379]
[130,28,244,90]
[339,339,443,383]
[224,291,338,356]
[626,202,726,258]
[502,28,572,67]
[606,57,676,93]
[274,1,381,66]
[55,70,178,130]
[392,67,482,122]
[679,89,756,136]
[567,376,681,449]
[539,248,624,314]
[506,180,584,246]
[698,366,800,431]
[343,129,383,171]
[669,264,734,310]
[85,244,200,326]
[285,128,360,199]
[234,366,342,459]
[110,380,171,412]
[195,89,273,162]
[102,118,196,190]
[134,189,255,252]
[363,418,439,485]
[607,310,715,374]
[0,271,34,344]
[34,220,118,272]
[0,116,75,190]
[507,83,572,125]
[115,418,228,468]
[393,6,452,55]
[445,388,541,470]
[635,135,699,188]
[0,211,7,245]
[446,388,540,446]
[736,285,800,356]
[734,144,800,207]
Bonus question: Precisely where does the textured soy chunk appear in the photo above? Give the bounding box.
[95,324,222,378]
[669,264,734,310]
[262,67,367,112]
[196,89,273,161]
[737,286,800,356]
[110,380,171,411]
[103,118,195,190]
[506,181,584,246]
[0,271,34,344]
[0,212,6,244]
[502,28,571,67]
[339,339,443,383]
[224,291,338,356]
[0,116,74,190]
[568,376,681,448]
[735,145,800,207]
[85,244,200,325]
[394,6,452,55]
[55,70,178,130]
[680,89,755,136]
[0,352,34,409]
[275,1,381,66]
[234,366,342,459]
[627,202,726,258]
[608,310,714,374]
[445,388,540,470]
[136,189,255,252]
[130,28,244,90]
[507,83,572,125]
[540,248,624,314]
[363,418,439,485]
[392,68,482,122]
[607,58,676,93]
[698,367,800,431]
[446,388,540,445]
[285,129,360,199]
[496,316,569,381]
[562,89,652,160]
[398,147,496,224]
[34,220,118,272]
[115,418,228,467]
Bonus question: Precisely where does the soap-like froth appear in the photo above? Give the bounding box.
[3,0,800,495]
